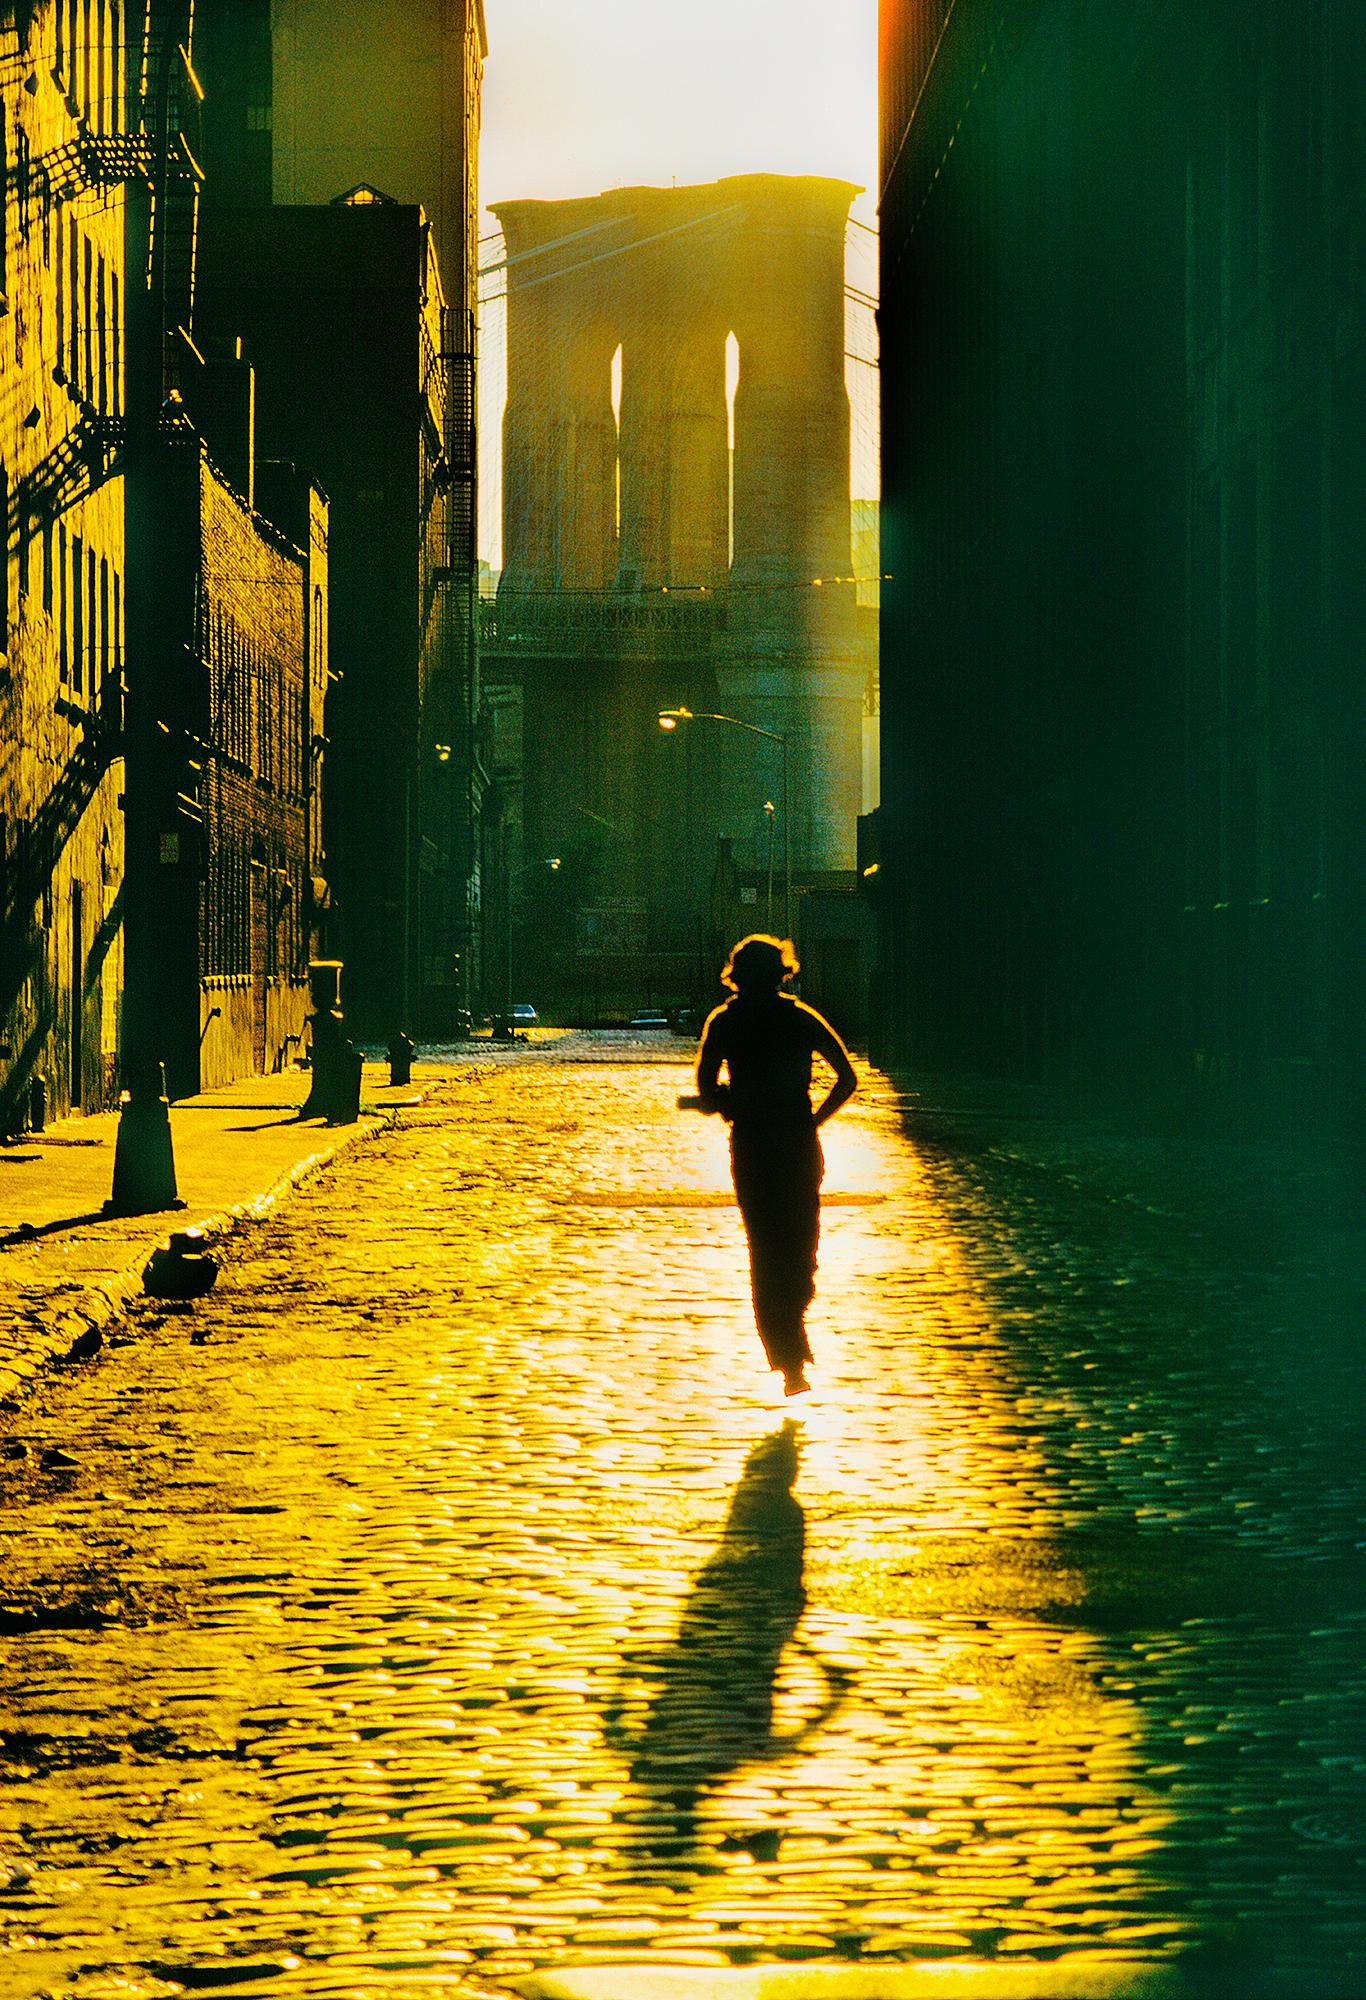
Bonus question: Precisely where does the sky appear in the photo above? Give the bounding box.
[476,0,880,566]
[479,0,879,230]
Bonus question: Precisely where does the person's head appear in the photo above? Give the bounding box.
[721,934,799,997]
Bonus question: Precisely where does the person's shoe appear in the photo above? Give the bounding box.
[783,1368,810,1397]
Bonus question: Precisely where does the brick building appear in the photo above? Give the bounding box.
[197,196,475,1038]
[877,1,1366,1127]
[136,420,328,1097]
[1,0,129,1131]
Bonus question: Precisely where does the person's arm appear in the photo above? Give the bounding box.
[808,1012,856,1126]
[695,1008,732,1118]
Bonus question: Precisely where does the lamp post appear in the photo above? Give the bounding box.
[658,707,791,938]
[763,801,776,929]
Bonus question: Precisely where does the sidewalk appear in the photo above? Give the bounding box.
[0,1062,415,1401]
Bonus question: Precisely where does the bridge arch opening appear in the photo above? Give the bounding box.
[725,329,740,571]
[610,340,623,543]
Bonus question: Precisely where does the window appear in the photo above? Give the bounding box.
[57,522,69,680]
[16,126,32,249]
[96,257,107,413]
[726,331,741,569]
[19,493,32,600]
[111,268,121,412]
[68,219,81,387]
[91,0,103,133]
[87,544,98,699]
[0,466,9,650]
[55,209,65,374]
[610,341,623,541]
[71,533,84,693]
[110,2,122,134]
[81,0,93,120]
[83,236,94,402]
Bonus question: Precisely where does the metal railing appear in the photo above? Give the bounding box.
[480,590,721,659]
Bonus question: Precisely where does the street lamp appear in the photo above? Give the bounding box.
[657,707,791,937]
[762,801,776,930]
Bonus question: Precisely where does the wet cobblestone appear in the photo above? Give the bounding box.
[0,1040,1363,1997]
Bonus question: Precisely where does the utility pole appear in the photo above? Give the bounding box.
[109,2,196,1214]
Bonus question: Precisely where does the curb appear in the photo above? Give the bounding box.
[0,1108,396,1405]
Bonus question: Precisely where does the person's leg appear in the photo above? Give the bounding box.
[772,1129,823,1387]
[733,1127,823,1386]
[747,1227,810,1375]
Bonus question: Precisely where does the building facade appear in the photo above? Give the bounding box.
[1181,5,1365,1126]
[140,427,327,1097]
[877,0,1366,1125]
[1,0,129,1131]
[268,0,486,304]
[196,197,473,1038]
[193,0,487,1033]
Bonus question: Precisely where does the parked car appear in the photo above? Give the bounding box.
[510,1003,538,1027]
[628,1010,669,1031]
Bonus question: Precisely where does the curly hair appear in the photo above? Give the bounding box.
[721,933,800,995]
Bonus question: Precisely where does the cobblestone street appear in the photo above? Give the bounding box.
[1,1038,1364,1999]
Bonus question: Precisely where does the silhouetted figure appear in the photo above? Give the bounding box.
[696,936,856,1393]
[603,1421,850,1862]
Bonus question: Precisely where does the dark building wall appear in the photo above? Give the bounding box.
[196,201,466,1037]
[268,0,486,316]
[193,0,487,1031]
[195,0,274,208]
[1181,7,1366,1120]
[877,0,1363,1121]
[1,0,129,1133]
[267,0,487,1023]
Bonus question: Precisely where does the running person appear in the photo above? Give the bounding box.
[695,935,856,1394]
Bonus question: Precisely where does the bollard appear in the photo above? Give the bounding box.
[388,1031,414,1088]
[108,1059,180,1215]
[28,1073,47,1135]
[336,1045,363,1125]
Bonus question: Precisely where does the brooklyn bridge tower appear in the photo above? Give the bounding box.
[482,174,875,1017]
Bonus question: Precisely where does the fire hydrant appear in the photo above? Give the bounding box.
[143,1227,219,1299]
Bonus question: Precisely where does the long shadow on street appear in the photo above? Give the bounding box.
[604,1419,852,1867]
